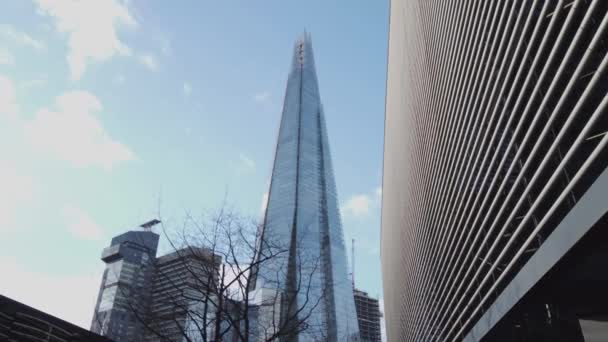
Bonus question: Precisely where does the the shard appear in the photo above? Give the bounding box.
[253,33,360,341]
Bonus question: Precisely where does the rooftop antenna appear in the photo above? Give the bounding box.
[140,219,161,232]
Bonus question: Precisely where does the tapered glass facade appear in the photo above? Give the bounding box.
[254,33,360,341]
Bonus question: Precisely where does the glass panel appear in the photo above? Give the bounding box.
[105,260,123,285]
[99,286,117,311]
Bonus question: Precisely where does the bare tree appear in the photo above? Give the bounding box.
[101,207,327,342]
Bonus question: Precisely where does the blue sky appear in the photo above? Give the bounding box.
[0,0,388,333]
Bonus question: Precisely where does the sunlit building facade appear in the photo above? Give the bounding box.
[91,230,221,342]
[91,231,159,341]
[383,1,608,341]
[253,33,360,341]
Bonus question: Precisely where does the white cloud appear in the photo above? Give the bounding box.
[260,192,269,214]
[375,186,382,200]
[0,75,19,119]
[0,164,34,231]
[35,0,136,80]
[63,204,104,240]
[183,82,192,96]
[341,194,371,218]
[24,90,134,170]
[253,91,271,104]
[0,257,103,329]
[0,24,45,50]
[0,76,32,232]
[0,48,15,65]
[239,153,255,170]
[138,53,159,71]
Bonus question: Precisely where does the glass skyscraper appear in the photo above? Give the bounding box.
[253,33,360,341]
[91,231,159,341]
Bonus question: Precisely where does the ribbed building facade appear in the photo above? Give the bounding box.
[1,295,111,342]
[383,1,608,341]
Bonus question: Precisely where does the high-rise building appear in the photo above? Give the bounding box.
[91,230,159,341]
[383,1,608,341]
[145,247,221,341]
[91,228,221,342]
[353,289,382,342]
[252,33,360,341]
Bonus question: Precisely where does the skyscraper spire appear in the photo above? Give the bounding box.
[254,34,360,341]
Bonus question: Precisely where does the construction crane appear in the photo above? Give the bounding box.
[352,238,355,288]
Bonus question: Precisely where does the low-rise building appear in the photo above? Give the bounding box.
[354,289,382,342]
[1,295,112,342]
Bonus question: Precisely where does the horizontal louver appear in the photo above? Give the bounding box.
[382,0,608,340]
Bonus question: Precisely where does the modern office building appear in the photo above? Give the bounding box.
[145,247,221,341]
[0,295,112,342]
[91,225,221,341]
[91,230,159,341]
[252,33,360,341]
[383,1,608,341]
[353,289,382,342]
